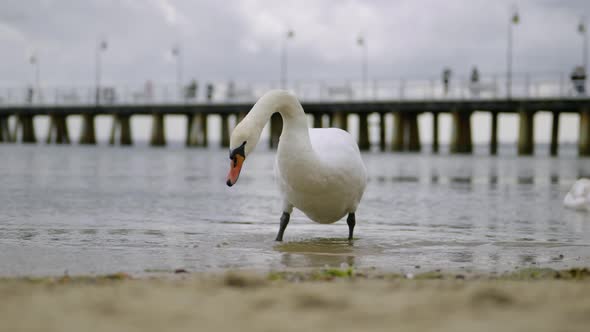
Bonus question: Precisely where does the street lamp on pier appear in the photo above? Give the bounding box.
[95,39,108,105]
[357,34,368,99]
[578,17,588,75]
[280,30,295,89]
[171,44,183,100]
[29,52,41,103]
[506,6,519,99]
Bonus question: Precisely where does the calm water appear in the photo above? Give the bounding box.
[1,144,590,276]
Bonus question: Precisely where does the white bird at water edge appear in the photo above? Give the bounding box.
[564,178,590,211]
[226,90,367,241]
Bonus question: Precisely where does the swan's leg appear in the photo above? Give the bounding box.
[347,213,356,241]
[275,212,290,241]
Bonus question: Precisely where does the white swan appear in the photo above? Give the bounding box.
[226,90,367,241]
[564,178,590,211]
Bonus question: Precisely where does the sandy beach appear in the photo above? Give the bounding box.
[1,268,589,332]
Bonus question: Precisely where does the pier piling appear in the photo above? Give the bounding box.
[550,111,559,156]
[186,113,208,147]
[269,113,282,148]
[579,108,590,156]
[220,114,230,147]
[407,113,421,152]
[109,114,133,146]
[46,114,70,144]
[450,110,472,153]
[517,108,534,155]
[237,111,247,123]
[379,112,386,151]
[331,112,348,131]
[432,112,439,153]
[2,96,590,156]
[150,113,166,146]
[14,114,37,143]
[358,113,370,150]
[79,114,97,145]
[185,114,192,146]
[490,112,498,155]
[313,113,322,128]
[391,113,404,151]
[391,113,421,152]
[0,115,11,142]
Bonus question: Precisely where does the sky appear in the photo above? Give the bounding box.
[0,0,589,144]
[1,0,589,86]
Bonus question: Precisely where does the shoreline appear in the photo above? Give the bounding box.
[4,265,590,282]
[1,267,589,332]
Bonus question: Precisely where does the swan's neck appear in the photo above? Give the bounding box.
[238,91,322,185]
[244,91,313,154]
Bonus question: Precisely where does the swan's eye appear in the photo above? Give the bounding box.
[229,141,247,163]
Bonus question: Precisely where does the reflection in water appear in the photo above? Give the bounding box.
[275,238,356,268]
[448,250,474,264]
[144,230,165,236]
[519,254,537,265]
[450,177,472,184]
[17,230,37,241]
[517,176,534,185]
[279,252,356,269]
[392,176,419,183]
[108,229,131,235]
[274,238,354,254]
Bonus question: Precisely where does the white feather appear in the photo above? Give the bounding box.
[564,178,590,211]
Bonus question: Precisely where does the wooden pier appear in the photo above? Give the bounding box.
[0,97,589,156]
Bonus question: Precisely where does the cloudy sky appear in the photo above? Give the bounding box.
[1,0,589,87]
[1,0,589,145]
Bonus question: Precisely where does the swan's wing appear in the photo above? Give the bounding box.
[309,127,368,202]
[564,192,589,210]
[308,128,365,172]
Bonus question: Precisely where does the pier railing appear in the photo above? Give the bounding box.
[1,72,590,157]
[0,72,586,106]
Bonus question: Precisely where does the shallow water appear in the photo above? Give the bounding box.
[1,144,590,276]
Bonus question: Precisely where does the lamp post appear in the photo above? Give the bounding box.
[280,30,295,89]
[29,52,40,103]
[171,44,183,100]
[95,39,108,105]
[507,6,519,99]
[579,17,588,75]
[357,35,368,99]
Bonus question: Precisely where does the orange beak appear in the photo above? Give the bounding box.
[226,155,245,187]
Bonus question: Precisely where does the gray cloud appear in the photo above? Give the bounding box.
[1,0,589,88]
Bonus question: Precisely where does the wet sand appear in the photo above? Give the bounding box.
[1,268,590,332]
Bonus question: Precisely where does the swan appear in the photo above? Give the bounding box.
[226,90,367,241]
[564,178,590,211]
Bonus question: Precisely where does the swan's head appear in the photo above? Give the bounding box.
[226,120,260,187]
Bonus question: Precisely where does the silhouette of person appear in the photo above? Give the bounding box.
[442,68,452,96]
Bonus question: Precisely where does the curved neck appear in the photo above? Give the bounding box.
[237,90,326,189]
[243,91,311,151]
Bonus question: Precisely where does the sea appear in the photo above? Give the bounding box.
[0,143,589,276]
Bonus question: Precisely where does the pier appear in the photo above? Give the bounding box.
[1,97,590,156]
